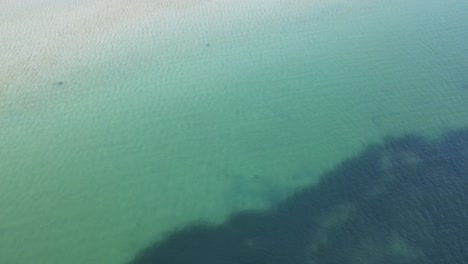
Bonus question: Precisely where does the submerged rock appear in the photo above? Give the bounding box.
[130,128,468,264]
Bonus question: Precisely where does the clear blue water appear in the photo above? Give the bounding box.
[1,0,468,263]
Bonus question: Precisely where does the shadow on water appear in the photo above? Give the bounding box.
[129,128,468,264]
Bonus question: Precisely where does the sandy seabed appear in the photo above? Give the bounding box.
[1,1,342,263]
[2,0,468,263]
[1,0,334,95]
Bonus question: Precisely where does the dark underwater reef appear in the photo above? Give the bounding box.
[130,129,468,264]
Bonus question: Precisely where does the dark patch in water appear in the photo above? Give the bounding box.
[129,128,468,264]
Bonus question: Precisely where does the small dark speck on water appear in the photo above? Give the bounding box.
[206,43,210,47]
[53,81,64,86]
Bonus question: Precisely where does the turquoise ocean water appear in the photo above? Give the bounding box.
[1,0,468,263]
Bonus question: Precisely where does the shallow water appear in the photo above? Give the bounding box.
[1,0,468,263]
